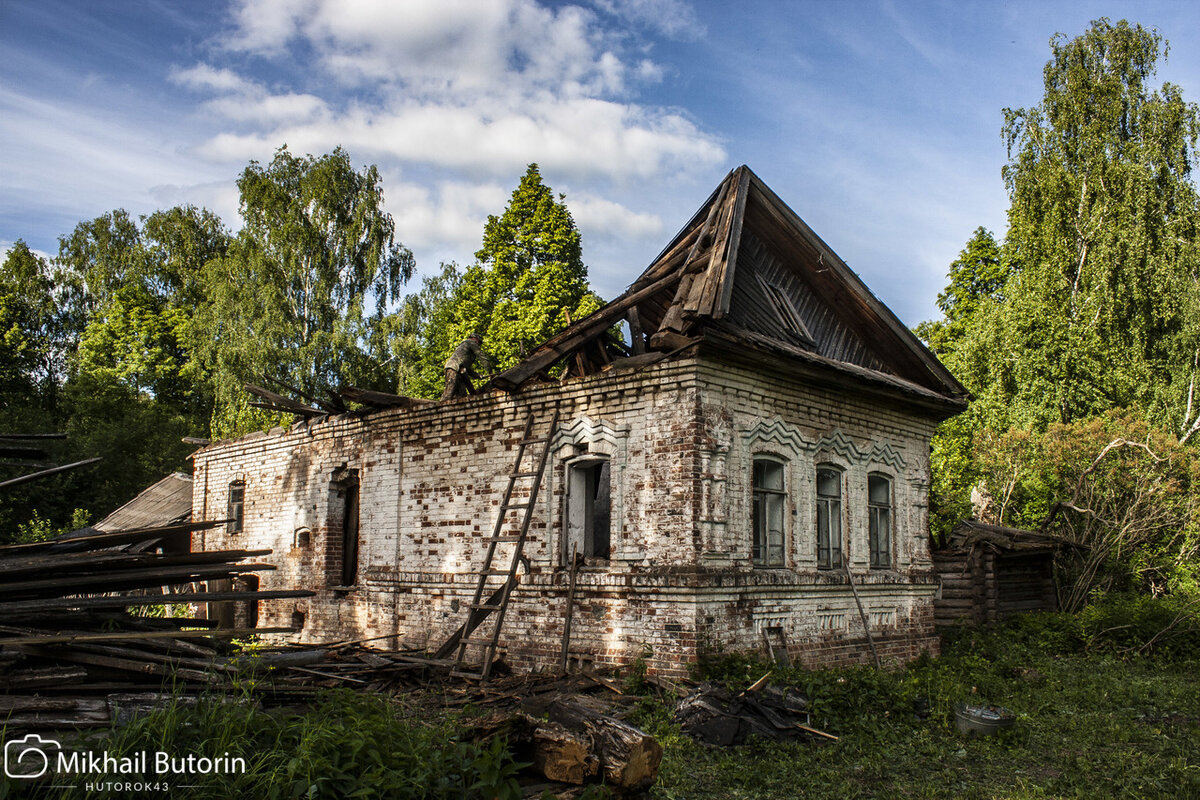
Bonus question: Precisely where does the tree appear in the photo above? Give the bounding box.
[981,19,1200,430]
[450,164,602,373]
[197,146,414,434]
[915,227,1008,358]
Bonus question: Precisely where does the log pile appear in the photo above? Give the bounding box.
[0,521,313,728]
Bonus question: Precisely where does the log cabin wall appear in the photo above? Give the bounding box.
[932,544,1057,628]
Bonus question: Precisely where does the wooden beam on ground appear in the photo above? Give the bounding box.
[0,589,314,615]
[0,627,296,647]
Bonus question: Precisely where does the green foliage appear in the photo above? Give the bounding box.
[197,146,414,435]
[36,689,523,800]
[671,612,1200,798]
[967,409,1200,608]
[972,19,1200,430]
[916,227,1009,359]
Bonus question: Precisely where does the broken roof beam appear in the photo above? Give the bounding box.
[263,375,346,415]
[243,383,325,418]
[0,457,103,492]
[492,271,682,390]
[339,386,436,409]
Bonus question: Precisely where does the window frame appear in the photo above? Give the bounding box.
[867,472,892,569]
[564,455,612,565]
[815,465,843,570]
[227,480,245,535]
[751,456,787,568]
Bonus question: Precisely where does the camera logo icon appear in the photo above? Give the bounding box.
[5,734,61,779]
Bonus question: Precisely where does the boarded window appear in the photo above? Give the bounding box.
[868,474,892,568]
[227,481,245,534]
[566,458,610,562]
[816,467,843,569]
[752,458,786,566]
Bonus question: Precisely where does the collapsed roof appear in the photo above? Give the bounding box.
[491,165,967,411]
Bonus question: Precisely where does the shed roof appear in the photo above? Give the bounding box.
[95,472,193,532]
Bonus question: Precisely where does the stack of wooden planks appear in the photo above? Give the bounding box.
[0,520,313,729]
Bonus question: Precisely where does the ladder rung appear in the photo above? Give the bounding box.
[510,471,539,478]
[503,503,531,511]
[470,602,503,611]
[449,669,484,680]
[521,436,549,445]
[479,568,511,576]
[489,535,522,542]
[461,635,496,646]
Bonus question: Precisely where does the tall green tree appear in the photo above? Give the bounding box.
[977,19,1200,430]
[916,227,1008,359]
[451,164,601,372]
[198,146,414,435]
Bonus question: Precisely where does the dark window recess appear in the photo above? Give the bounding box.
[868,474,892,568]
[816,467,843,569]
[566,459,610,562]
[758,276,815,347]
[752,458,786,566]
[227,482,245,534]
[341,478,360,587]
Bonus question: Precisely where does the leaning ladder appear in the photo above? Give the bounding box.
[447,408,559,680]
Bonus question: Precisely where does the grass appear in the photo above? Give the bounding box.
[5,597,1198,799]
[636,604,1200,799]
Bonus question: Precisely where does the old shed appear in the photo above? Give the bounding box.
[932,520,1060,627]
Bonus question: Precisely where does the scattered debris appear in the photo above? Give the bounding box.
[676,679,836,746]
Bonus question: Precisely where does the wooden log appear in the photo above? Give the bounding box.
[529,719,600,785]
[542,696,662,792]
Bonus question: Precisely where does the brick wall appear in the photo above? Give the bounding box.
[192,351,947,675]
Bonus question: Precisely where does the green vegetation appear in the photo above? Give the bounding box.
[645,598,1200,799]
[393,163,602,398]
[0,156,600,542]
[919,19,1200,606]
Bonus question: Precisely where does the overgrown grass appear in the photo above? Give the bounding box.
[636,597,1200,799]
[6,688,523,800]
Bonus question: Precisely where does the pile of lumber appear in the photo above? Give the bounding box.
[675,675,836,746]
[0,521,313,729]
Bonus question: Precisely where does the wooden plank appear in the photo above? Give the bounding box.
[243,383,324,416]
[339,386,435,408]
[0,457,103,491]
[0,627,295,646]
[0,562,277,598]
[0,548,273,579]
[0,520,223,556]
[0,589,312,615]
[627,307,646,355]
[714,167,751,319]
[492,273,681,390]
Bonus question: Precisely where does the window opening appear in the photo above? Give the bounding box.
[227,481,244,534]
[816,467,843,569]
[752,458,786,566]
[340,476,360,587]
[868,474,892,568]
[566,458,610,562]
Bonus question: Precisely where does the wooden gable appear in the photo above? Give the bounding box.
[492,165,966,409]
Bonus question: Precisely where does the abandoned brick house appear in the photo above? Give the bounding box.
[189,165,968,676]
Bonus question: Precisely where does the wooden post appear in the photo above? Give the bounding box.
[844,566,881,669]
[560,544,579,673]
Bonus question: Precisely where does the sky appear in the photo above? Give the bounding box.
[4,0,1200,326]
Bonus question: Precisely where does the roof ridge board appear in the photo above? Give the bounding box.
[741,170,966,397]
[633,166,740,287]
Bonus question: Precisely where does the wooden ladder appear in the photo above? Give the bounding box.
[445,408,559,680]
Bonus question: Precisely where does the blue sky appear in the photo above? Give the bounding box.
[4,0,1200,326]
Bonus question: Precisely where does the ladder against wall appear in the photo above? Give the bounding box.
[440,408,560,680]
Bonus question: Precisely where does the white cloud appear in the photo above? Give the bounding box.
[567,192,662,240]
[185,0,723,179]
[592,0,705,41]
